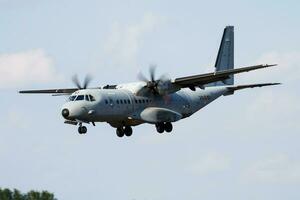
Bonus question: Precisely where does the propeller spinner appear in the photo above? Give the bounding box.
[138,65,170,95]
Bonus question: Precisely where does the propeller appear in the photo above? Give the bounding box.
[138,65,169,94]
[72,74,92,90]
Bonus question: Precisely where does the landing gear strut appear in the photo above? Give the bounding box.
[116,126,133,137]
[78,123,87,134]
[156,122,173,133]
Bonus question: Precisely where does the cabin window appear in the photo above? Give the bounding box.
[127,100,131,104]
[138,99,142,103]
[135,99,138,103]
[120,100,123,104]
[123,99,127,104]
[105,99,108,104]
[116,100,119,104]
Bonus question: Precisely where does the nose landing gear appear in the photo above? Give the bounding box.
[78,123,87,134]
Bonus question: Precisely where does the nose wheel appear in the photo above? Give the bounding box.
[78,125,87,134]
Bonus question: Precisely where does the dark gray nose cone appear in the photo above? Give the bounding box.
[62,108,69,118]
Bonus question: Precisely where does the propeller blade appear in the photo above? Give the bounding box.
[137,72,149,82]
[72,75,82,89]
[149,65,156,82]
[83,75,92,89]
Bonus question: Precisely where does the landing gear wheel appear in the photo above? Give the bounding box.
[156,123,164,134]
[116,127,124,137]
[124,126,133,137]
[164,122,173,133]
[82,126,87,134]
[78,126,87,134]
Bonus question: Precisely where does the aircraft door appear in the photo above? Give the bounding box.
[106,93,116,115]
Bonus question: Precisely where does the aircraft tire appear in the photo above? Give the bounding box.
[156,123,164,134]
[116,127,124,137]
[82,126,87,134]
[78,126,87,134]
[164,122,173,133]
[124,126,133,137]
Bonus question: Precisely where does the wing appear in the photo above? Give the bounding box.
[19,88,79,94]
[173,64,277,88]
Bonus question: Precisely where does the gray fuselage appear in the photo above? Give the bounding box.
[62,86,229,128]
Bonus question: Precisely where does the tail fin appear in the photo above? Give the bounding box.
[214,26,234,85]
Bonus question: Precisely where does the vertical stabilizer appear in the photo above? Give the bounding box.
[214,26,234,85]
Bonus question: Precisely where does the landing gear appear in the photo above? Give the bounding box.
[116,126,133,137]
[156,123,165,133]
[116,127,124,137]
[78,126,87,134]
[164,122,173,133]
[156,122,173,133]
[124,126,133,137]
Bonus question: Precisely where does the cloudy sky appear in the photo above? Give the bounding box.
[1,0,299,199]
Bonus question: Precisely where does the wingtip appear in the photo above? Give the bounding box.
[266,64,278,67]
[266,82,281,86]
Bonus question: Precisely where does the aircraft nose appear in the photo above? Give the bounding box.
[61,108,69,119]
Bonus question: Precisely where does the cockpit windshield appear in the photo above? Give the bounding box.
[68,94,95,102]
[75,95,84,101]
[69,96,76,101]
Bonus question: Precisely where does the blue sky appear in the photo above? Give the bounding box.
[0,0,300,199]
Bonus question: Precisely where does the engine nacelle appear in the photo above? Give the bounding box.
[156,79,180,95]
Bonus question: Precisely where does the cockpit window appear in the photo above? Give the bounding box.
[89,95,95,101]
[85,95,90,101]
[75,95,84,101]
[69,96,76,101]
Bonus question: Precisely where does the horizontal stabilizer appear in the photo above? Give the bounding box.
[224,83,281,95]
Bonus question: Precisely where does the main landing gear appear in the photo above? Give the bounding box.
[156,122,173,133]
[116,126,133,137]
[78,123,87,134]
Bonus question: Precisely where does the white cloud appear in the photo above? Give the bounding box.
[241,154,300,184]
[103,12,166,68]
[0,49,60,88]
[185,152,231,175]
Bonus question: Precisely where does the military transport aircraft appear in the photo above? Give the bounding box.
[19,26,280,137]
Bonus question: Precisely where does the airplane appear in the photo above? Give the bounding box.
[19,26,280,137]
